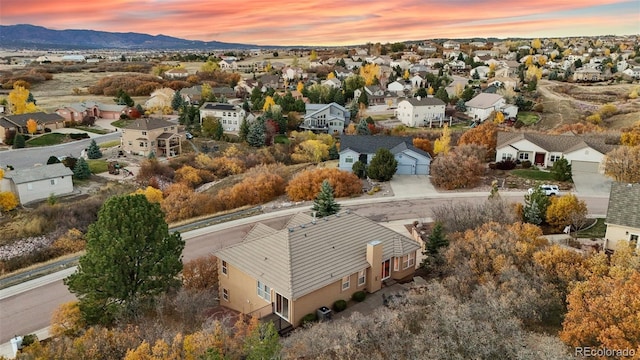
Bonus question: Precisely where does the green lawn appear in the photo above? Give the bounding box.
[517,112,540,126]
[87,160,128,174]
[511,168,555,181]
[274,134,290,144]
[111,119,133,128]
[74,126,109,134]
[26,133,67,147]
[576,218,607,238]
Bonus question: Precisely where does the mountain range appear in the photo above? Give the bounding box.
[0,24,269,50]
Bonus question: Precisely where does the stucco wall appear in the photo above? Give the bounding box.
[15,176,73,204]
[604,224,640,252]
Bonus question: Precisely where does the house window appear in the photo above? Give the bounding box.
[345,156,354,164]
[519,153,529,160]
[128,141,132,146]
[275,293,289,320]
[142,131,147,135]
[358,269,366,286]
[150,141,155,146]
[222,288,229,301]
[394,258,400,271]
[550,155,561,162]
[630,234,639,249]
[50,179,56,185]
[164,127,168,131]
[139,142,146,147]
[223,112,226,116]
[402,252,415,269]
[221,260,228,275]
[257,280,271,301]
[501,153,513,160]
[342,275,350,290]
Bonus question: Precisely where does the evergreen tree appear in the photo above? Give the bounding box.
[357,90,368,106]
[65,195,184,325]
[171,90,183,110]
[356,119,370,135]
[114,89,134,107]
[328,143,339,160]
[461,87,475,101]
[351,160,367,179]
[367,148,398,181]
[87,139,102,159]
[435,87,449,104]
[73,158,91,180]
[243,322,282,360]
[13,133,25,149]
[246,120,266,147]
[135,104,144,115]
[551,157,572,181]
[311,180,341,217]
[455,99,467,112]
[47,155,61,165]
[243,99,251,112]
[416,87,428,98]
[239,117,250,141]
[27,91,37,105]
[523,186,551,225]
[421,222,449,269]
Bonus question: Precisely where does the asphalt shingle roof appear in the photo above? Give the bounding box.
[215,211,420,300]
[340,135,431,158]
[496,132,618,154]
[606,182,640,229]
[3,163,73,184]
[124,118,176,131]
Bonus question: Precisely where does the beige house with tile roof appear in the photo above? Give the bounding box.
[604,182,640,252]
[121,118,181,157]
[215,211,420,329]
[496,132,617,173]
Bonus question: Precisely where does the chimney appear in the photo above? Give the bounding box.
[366,240,383,293]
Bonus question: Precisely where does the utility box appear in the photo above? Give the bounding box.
[317,306,332,321]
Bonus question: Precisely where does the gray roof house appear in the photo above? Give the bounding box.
[215,211,420,329]
[1,163,74,204]
[604,182,640,252]
[496,131,617,173]
[300,102,350,135]
[339,135,432,175]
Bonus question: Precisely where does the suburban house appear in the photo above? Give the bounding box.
[573,68,606,82]
[199,102,247,132]
[0,112,65,142]
[180,85,203,105]
[465,93,517,121]
[339,135,432,175]
[121,118,181,157]
[164,68,189,79]
[219,59,238,71]
[395,97,446,128]
[215,211,421,330]
[495,132,617,173]
[56,101,129,122]
[604,182,640,252]
[0,163,73,204]
[299,102,349,135]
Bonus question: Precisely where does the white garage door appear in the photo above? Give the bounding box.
[571,160,599,173]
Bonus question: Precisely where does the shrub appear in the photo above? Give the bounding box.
[69,133,90,140]
[333,299,347,312]
[301,313,318,326]
[495,159,517,170]
[521,160,532,169]
[352,291,366,302]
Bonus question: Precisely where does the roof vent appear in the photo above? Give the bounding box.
[335,213,340,217]
[345,209,351,214]
[323,217,329,221]
[300,224,306,228]
[288,227,295,232]
[311,220,316,225]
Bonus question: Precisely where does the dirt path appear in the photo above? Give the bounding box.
[535,80,590,130]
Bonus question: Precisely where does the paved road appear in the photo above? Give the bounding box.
[0,132,121,169]
[0,193,609,351]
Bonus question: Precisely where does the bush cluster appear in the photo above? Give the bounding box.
[495,159,517,170]
[333,299,347,312]
[352,291,367,302]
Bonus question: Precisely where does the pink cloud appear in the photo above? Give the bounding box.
[2,0,636,45]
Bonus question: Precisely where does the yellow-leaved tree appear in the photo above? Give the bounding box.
[50,301,85,337]
[531,38,542,50]
[296,81,304,93]
[621,121,640,146]
[327,72,335,79]
[200,59,219,73]
[427,86,434,95]
[359,63,380,86]
[403,69,410,80]
[545,194,588,233]
[26,118,38,135]
[493,111,505,124]
[291,139,329,164]
[8,85,39,115]
[0,168,18,213]
[433,124,451,156]
[134,186,164,203]
[603,145,640,183]
[263,95,275,111]
[309,50,318,61]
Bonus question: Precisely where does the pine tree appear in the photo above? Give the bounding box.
[246,120,266,147]
[367,148,397,181]
[356,119,370,135]
[65,194,184,325]
[13,133,25,149]
[551,157,572,181]
[87,139,102,159]
[73,158,91,179]
[425,222,449,255]
[312,180,341,217]
[239,117,250,141]
[523,187,550,225]
[171,90,183,110]
[328,143,339,160]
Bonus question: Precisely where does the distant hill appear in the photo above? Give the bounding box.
[0,24,268,50]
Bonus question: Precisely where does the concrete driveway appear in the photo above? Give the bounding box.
[390,175,438,198]
[572,171,613,196]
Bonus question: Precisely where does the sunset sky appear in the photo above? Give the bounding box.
[2,0,638,46]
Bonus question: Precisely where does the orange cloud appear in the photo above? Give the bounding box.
[2,0,637,45]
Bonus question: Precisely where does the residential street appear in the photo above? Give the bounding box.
[0,193,610,356]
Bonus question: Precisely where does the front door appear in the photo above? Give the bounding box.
[275,293,289,321]
[381,259,391,280]
[535,153,545,166]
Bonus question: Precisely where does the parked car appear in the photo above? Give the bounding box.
[185,132,194,140]
[527,184,560,196]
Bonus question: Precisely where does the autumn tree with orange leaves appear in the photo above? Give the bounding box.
[287,168,362,201]
[457,120,497,160]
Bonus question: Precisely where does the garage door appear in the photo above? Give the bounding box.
[396,164,415,175]
[571,160,600,173]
